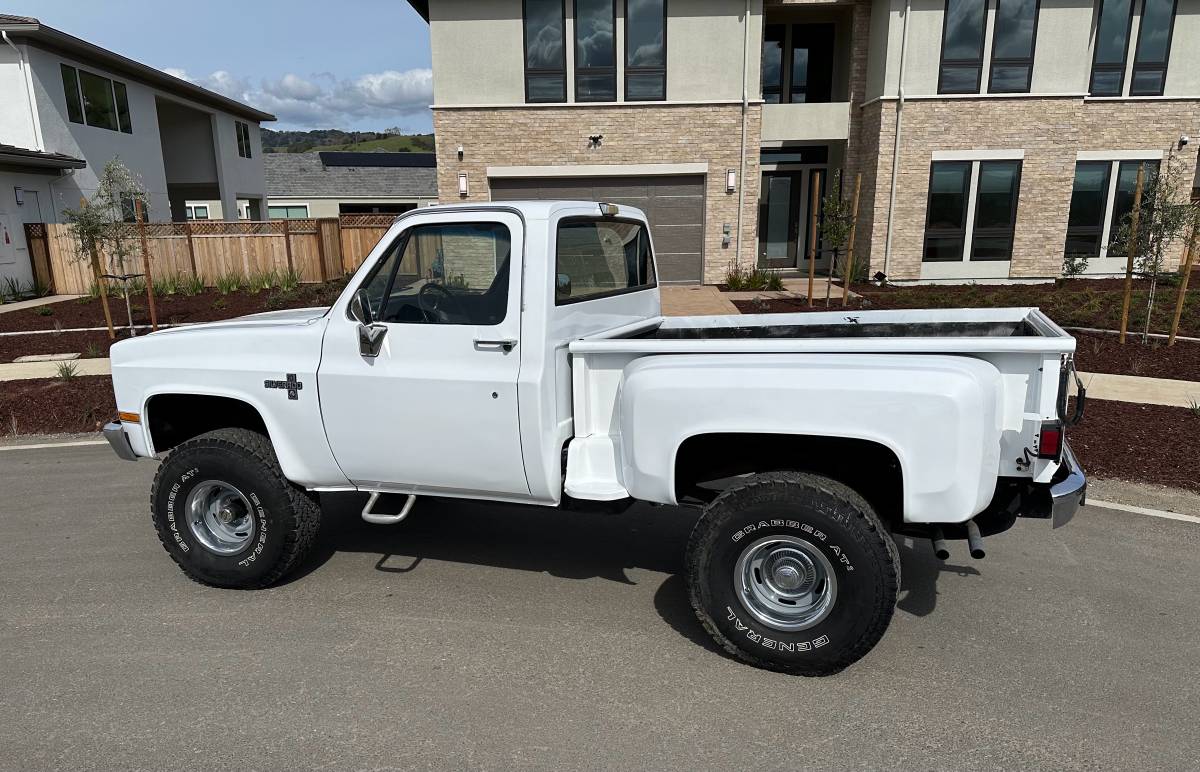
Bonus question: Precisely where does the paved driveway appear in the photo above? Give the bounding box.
[2,444,1198,770]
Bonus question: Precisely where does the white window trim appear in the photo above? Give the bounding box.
[1073,153,1159,262]
[1077,149,1164,161]
[921,154,1023,277]
[932,149,1025,161]
[268,203,310,218]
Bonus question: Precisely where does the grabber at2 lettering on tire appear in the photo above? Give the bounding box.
[685,471,900,675]
[150,428,321,589]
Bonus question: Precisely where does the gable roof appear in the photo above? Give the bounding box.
[265,152,437,198]
[0,15,274,122]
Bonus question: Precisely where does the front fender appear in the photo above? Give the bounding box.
[616,354,1003,523]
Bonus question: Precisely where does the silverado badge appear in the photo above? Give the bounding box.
[264,373,303,400]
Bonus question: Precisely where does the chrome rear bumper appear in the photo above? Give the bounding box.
[102,421,138,461]
[1050,443,1086,528]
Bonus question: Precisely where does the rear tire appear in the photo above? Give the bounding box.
[150,428,321,589]
[685,471,899,675]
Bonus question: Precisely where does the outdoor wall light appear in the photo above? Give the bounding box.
[726,169,737,193]
[13,186,23,205]
[457,145,464,160]
[457,172,469,197]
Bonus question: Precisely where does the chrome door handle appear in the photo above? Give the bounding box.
[474,337,517,352]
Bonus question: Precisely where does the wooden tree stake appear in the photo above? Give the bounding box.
[81,198,116,341]
[807,169,822,307]
[183,221,199,278]
[1119,165,1145,344]
[842,173,862,306]
[135,199,158,331]
[1168,213,1199,346]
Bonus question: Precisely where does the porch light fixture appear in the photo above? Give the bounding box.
[726,169,736,193]
[457,172,469,197]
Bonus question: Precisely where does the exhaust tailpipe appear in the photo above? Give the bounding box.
[965,519,985,559]
[931,527,950,560]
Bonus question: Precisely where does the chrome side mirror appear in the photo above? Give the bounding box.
[351,288,387,357]
[555,273,572,301]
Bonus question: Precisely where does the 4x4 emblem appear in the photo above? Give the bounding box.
[264,373,303,400]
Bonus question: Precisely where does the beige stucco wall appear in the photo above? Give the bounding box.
[1165,0,1200,96]
[433,103,762,284]
[429,0,761,105]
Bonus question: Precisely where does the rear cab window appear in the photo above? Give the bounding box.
[555,217,657,304]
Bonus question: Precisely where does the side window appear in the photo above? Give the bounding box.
[357,222,512,326]
[555,218,656,304]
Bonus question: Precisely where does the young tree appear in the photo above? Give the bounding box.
[62,159,149,335]
[1107,148,1196,342]
[818,170,859,306]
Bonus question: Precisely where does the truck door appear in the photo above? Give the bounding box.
[318,210,530,497]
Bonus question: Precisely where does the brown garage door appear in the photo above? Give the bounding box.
[489,175,705,284]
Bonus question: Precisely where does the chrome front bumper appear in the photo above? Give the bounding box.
[1049,443,1086,528]
[102,421,138,461]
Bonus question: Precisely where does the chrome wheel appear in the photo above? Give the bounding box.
[186,480,255,555]
[734,534,837,631]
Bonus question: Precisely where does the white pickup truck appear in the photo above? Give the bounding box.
[104,201,1085,675]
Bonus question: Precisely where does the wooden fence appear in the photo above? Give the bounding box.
[33,215,397,295]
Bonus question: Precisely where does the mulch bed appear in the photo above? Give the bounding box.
[1069,399,1200,493]
[732,277,1200,338]
[0,376,116,436]
[0,279,348,334]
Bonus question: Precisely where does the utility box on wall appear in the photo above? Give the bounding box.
[0,213,17,266]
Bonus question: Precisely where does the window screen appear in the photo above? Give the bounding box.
[555,218,656,304]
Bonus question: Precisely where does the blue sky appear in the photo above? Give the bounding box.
[10,0,434,132]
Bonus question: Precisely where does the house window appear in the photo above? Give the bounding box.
[988,0,1039,93]
[61,64,132,133]
[235,121,253,158]
[1089,0,1135,96]
[1130,0,1177,96]
[185,205,210,220]
[625,0,666,100]
[575,0,617,101]
[923,159,1022,262]
[119,194,148,223]
[938,0,988,94]
[268,204,310,219]
[1064,158,1159,258]
[524,0,567,102]
[760,23,835,104]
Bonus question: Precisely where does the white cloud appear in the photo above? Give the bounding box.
[164,67,433,130]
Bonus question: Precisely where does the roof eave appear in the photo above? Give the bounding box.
[405,0,430,22]
[0,151,86,170]
[2,22,276,122]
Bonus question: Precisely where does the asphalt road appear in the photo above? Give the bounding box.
[2,444,1198,771]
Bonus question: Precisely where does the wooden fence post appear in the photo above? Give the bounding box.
[334,216,346,275]
[1119,165,1145,344]
[1168,216,1199,346]
[135,200,158,331]
[315,219,329,283]
[842,173,862,307]
[807,169,822,308]
[184,221,199,278]
[282,218,294,275]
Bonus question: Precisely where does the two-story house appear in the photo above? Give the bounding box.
[408,0,1200,285]
[0,15,273,289]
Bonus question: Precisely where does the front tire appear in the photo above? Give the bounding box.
[686,472,899,675]
[150,428,321,589]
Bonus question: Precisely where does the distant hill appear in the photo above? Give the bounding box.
[262,128,434,154]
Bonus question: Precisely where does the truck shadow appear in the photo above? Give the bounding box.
[292,494,979,649]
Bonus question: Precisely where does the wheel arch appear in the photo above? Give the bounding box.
[144,391,271,455]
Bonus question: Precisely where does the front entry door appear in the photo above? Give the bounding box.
[758,169,829,270]
[318,210,530,498]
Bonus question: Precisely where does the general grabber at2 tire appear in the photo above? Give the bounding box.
[686,472,900,675]
[150,428,321,589]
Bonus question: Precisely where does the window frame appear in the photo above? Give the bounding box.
[987,0,1041,94]
[1063,158,1160,260]
[523,0,569,103]
[1088,0,1136,96]
[268,204,310,219]
[574,0,618,102]
[922,161,974,262]
[1129,0,1178,97]
[1063,161,1112,259]
[937,0,989,95]
[61,63,133,134]
[350,220,515,326]
[554,215,658,305]
[968,160,1023,261]
[235,121,253,158]
[624,0,667,101]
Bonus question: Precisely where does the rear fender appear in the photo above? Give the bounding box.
[616,354,1003,524]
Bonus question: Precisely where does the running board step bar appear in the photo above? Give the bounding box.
[361,492,417,525]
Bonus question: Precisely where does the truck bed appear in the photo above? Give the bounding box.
[571,307,1075,355]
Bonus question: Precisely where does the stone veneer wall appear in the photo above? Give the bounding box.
[857,98,1200,281]
[432,103,762,285]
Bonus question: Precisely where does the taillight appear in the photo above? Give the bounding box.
[1038,422,1063,461]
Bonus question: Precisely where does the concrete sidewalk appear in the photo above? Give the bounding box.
[0,295,81,314]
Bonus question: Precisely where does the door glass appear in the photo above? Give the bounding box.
[357,222,512,325]
[761,175,794,261]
